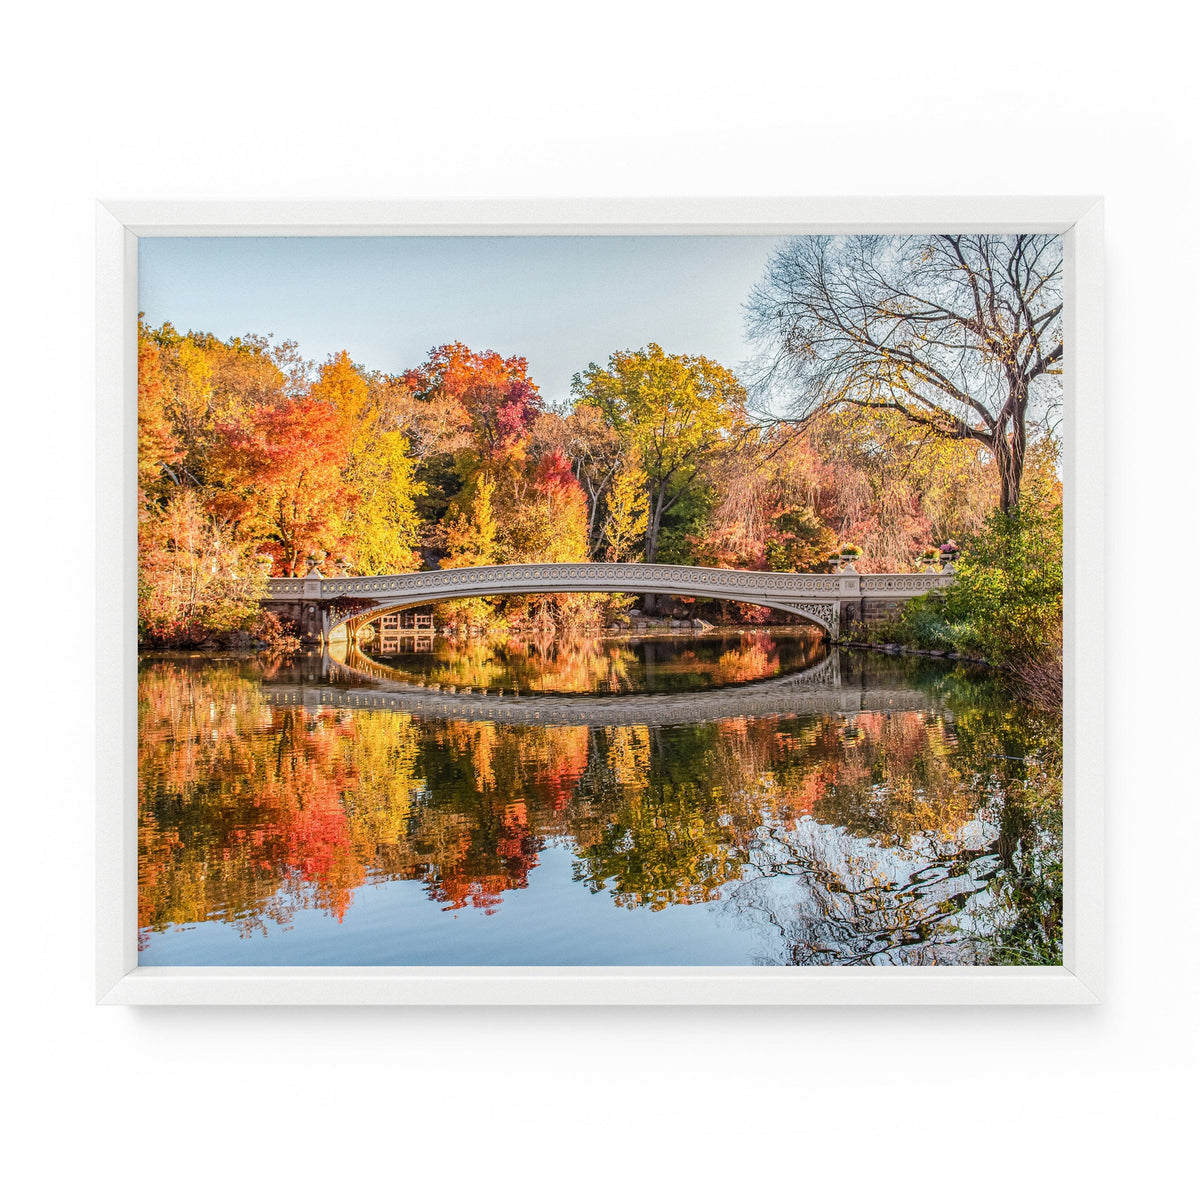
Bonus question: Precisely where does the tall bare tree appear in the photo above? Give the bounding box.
[746,234,1063,512]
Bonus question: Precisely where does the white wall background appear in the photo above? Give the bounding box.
[3,2,1195,1194]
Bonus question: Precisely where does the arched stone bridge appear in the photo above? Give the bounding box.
[262,561,953,643]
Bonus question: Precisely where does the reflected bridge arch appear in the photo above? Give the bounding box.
[260,645,938,729]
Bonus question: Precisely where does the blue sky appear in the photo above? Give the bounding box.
[138,235,787,404]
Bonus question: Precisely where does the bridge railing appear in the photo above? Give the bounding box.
[263,561,953,602]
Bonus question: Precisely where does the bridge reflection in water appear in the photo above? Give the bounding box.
[259,643,935,728]
[138,638,1056,968]
[374,630,435,656]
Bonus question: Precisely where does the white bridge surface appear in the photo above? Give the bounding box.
[264,561,953,638]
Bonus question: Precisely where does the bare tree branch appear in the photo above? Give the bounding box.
[745,233,1063,511]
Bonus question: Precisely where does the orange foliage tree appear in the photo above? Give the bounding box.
[405,342,543,463]
[209,396,353,576]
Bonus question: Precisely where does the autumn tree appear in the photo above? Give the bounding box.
[209,395,353,576]
[440,473,499,569]
[405,342,543,463]
[137,321,274,644]
[136,323,180,506]
[572,343,749,564]
[530,404,622,555]
[601,446,649,561]
[147,323,303,487]
[500,449,590,564]
[805,407,999,569]
[155,325,217,481]
[690,430,837,572]
[746,234,1063,513]
[401,342,546,553]
[310,351,424,574]
[368,365,474,527]
[137,490,265,643]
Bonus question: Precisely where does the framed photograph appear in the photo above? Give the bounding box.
[97,197,1103,1004]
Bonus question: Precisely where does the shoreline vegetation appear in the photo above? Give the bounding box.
[137,234,1062,694]
[838,490,1063,711]
[136,318,1062,689]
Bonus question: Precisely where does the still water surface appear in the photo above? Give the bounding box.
[138,631,1060,965]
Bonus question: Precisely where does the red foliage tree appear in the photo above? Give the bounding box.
[406,342,543,460]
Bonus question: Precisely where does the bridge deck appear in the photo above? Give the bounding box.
[263,561,952,639]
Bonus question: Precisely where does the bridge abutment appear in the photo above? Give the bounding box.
[263,599,327,644]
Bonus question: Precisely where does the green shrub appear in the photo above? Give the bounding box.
[854,486,1062,674]
[941,488,1062,666]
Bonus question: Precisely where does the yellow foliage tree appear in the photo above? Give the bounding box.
[311,351,424,574]
[572,343,748,564]
[602,448,649,561]
[440,473,499,569]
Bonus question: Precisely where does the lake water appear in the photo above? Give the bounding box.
[137,630,1062,966]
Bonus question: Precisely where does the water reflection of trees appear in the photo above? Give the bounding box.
[364,629,823,695]
[712,673,1063,965]
[138,661,590,936]
[722,820,1003,965]
[138,655,1061,963]
[138,661,422,943]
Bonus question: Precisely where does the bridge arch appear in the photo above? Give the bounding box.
[262,561,954,645]
[333,593,837,640]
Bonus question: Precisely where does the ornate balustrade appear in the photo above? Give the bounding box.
[261,561,953,638]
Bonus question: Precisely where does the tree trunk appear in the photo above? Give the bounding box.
[993,379,1031,514]
[993,423,1026,515]
[643,486,666,614]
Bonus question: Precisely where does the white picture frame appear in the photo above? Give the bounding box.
[97,197,1104,1005]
